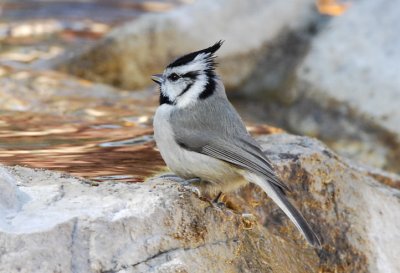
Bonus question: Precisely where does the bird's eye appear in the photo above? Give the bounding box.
[168,73,180,81]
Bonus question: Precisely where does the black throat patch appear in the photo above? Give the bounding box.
[159,91,173,105]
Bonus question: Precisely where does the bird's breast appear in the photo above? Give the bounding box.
[153,105,240,185]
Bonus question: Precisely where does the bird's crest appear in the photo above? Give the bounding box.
[167,40,223,72]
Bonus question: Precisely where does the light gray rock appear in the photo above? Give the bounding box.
[296,0,400,136]
[57,0,317,90]
[0,134,399,273]
[0,168,28,223]
[286,0,400,172]
[0,165,317,273]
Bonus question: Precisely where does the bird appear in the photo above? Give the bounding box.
[151,41,320,247]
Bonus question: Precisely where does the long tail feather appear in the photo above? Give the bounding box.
[245,172,321,247]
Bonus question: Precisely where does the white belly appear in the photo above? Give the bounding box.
[153,105,242,186]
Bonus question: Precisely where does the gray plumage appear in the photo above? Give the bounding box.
[152,41,321,247]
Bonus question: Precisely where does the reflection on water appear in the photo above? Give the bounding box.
[0,102,280,183]
[0,112,165,183]
[0,50,171,182]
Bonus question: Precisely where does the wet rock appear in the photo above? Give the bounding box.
[57,0,318,90]
[1,134,399,272]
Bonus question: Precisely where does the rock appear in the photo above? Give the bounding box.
[0,165,318,273]
[249,134,400,273]
[296,0,400,136]
[1,134,399,272]
[0,66,155,116]
[0,168,27,213]
[56,0,318,90]
[286,0,400,172]
[235,0,400,173]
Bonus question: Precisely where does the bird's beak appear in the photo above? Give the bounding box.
[151,74,163,85]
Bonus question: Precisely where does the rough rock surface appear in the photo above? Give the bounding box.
[251,134,400,273]
[1,134,399,273]
[57,0,318,90]
[0,165,318,273]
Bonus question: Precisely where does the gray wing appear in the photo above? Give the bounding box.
[171,97,290,192]
[205,139,290,192]
[175,132,290,192]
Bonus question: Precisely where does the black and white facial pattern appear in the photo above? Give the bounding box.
[158,41,223,108]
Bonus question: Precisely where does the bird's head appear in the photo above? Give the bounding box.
[152,41,223,108]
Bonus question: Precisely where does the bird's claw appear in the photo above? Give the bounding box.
[181,178,202,197]
[154,173,186,183]
[182,184,202,198]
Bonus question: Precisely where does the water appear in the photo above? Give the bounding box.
[0,49,167,183]
[0,94,282,183]
[0,0,181,182]
[0,106,166,182]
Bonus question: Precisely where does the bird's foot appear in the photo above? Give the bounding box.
[153,173,185,182]
[211,191,226,210]
[152,174,202,197]
[180,178,202,198]
[199,191,228,214]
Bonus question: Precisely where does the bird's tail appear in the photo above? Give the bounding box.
[244,172,321,248]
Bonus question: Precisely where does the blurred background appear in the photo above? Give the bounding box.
[0,0,399,184]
